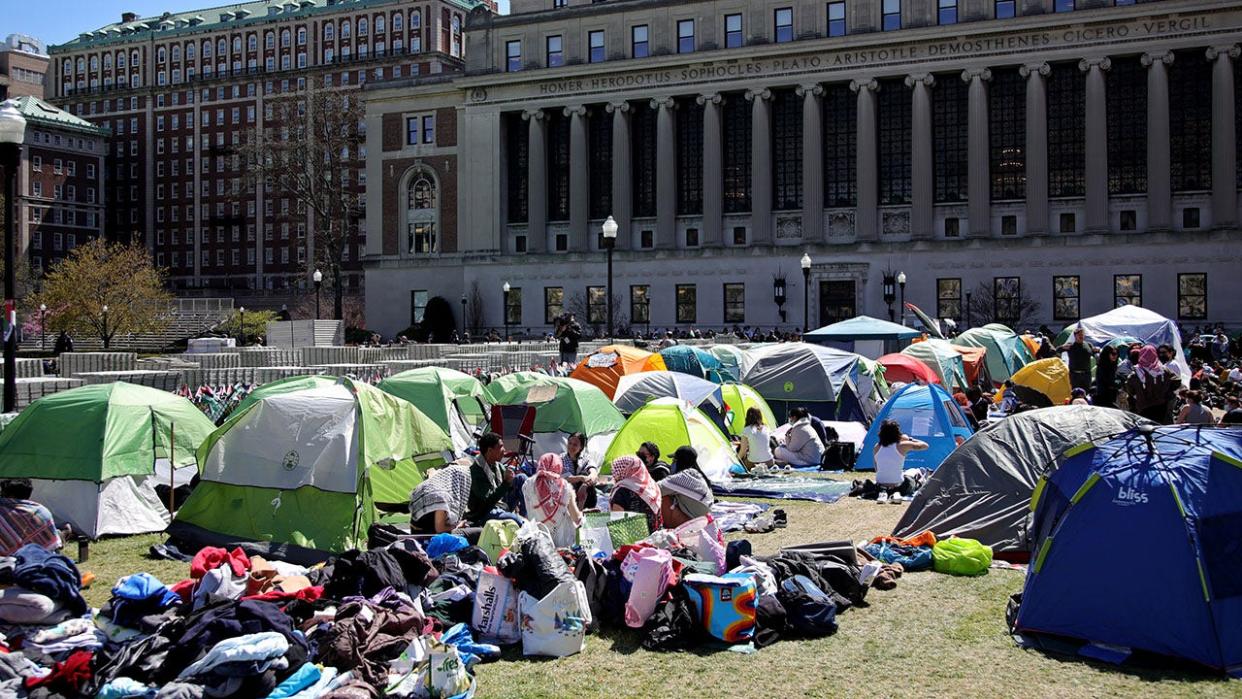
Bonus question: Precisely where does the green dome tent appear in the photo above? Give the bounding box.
[378,367,487,454]
[902,340,969,390]
[602,398,742,485]
[0,382,216,538]
[483,372,624,459]
[169,377,452,561]
[955,326,1029,384]
[718,383,777,437]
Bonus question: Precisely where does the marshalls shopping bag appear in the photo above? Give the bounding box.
[471,569,520,645]
[518,580,592,657]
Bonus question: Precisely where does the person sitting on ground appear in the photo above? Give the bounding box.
[774,407,825,468]
[609,455,663,533]
[998,380,1021,414]
[872,420,928,504]
[738,407,775,471]
[658,469,714,530]
[1176,389,1216,426]
[409,432,519,535]
[670,446,703,479]
[0,479,62,557]
[1220,395,1242,425]
[1126,345,1180,424]
[522,454,582,548]
[1070,387,1090,406]
[965,386,990,427]
[560,432,598,509]
[636,441,672,482]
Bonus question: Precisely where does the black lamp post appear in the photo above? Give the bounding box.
[312,269,323,320]
[101,304,109,349]
[502,281,511,342]
[238,306,245,347]
[898,271,907,326]
[0,99,26,413]
[772,276,787,325]
[39,304,46,351]
[602,215,618,341]
[460,294,468,341]
[800,253,812,334]
[882,272,897,322]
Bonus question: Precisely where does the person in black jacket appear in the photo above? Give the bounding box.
[556,314,582,365]
[1057,327,1098,393]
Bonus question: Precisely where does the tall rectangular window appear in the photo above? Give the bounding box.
[410,290,429,325]
[937,279,962,321]
[723,97,752,213]
[1114,274,1142,308]
[677,99,704,215]
[676,285,697,324]
[1177,273,1207,320]
[505,287,523,325]
[990,68,1026,200]
[589,111,613,219]
[882,0,901,31]
[588,30,605,63]
[934,75,969,203]
[773,90,803,210]
[1107,57,1147,195]
[774,8,794,43]
[993,277,1021,326]
[677,20,695,54]
[824,84,857,207]
[827,2,846,37]
[506,114,529,223]
[724,283,746,323]
[725,14,744,48]
[938,0,958,25]
[879,78,912,205]
[631,103,657,217]
[1055,0,1075,12]
[546,35,564,67]
[1047,63,1085,197]
[631,25,649,58]
[584,286,606,325]
[506,40,522,72]
[1169,50,1212,192]
[548,112,571,220]
[1053,276,1080,321]
[995,0,1016,18]
[631,286,650,325]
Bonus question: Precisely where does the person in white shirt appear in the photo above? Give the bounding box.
[873,420,928,504]
[738,407,774,471]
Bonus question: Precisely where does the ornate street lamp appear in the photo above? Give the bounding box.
[502,281,511,342]
[460,293,468,341]
[800,253,812,334]
[101,305,109,349]
[883,272,897,322]
[602,216,618,341]
[897,271,908,326]
[238,306,246,347]
[312,269,323,320]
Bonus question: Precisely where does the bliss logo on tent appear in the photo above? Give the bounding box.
[1113,485,1149,506]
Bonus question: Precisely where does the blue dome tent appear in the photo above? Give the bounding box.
[1014,426,1242,676]
[856,383,973,472]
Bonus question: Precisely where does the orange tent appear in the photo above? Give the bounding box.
[949,345,990,386]
[569,345,666,398]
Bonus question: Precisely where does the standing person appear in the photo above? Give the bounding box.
[738,407,775,471]
[522,454,582,548]
[556,314,582,366]
[1125,345,1180,424]
[872,420,928,504]
[1175,390,1216,426]
[774,407,825,468]
[1094,345,1120,408]
[560,432,598,509]
[608,455,663,533]
[53,330,73,355]
[1057,328,1098,394]
[1157,345,1183,383]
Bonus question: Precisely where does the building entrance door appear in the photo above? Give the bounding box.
[818,280,856,328]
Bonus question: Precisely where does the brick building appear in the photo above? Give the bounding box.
[0,34,49,100]
[46,0,490,297]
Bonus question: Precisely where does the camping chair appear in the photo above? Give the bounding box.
[489,403,538,465]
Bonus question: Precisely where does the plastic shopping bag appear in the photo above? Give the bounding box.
[471,569,520,645]
[518,580,591,658]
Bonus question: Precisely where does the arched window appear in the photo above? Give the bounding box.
[171,45,181,62]
[376,15,385,33]
[186,43,196,59]
[248,34,257,51]
[104,54,113,69]
[281,29,291,47]
[410,10,421,29]
[217,38,226,56]
[202,41,212,58]
[358,18,368,36]
[232,36,241,52]
[393,13,403,31]
[324,23,335,40]
[405,170,439,255]
[156,47,165,63]
[342,20,351,38]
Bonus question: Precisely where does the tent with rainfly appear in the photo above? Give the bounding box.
[569,345,666,398]
[378,367,488,454]
[718,383,778,437]
[1013,426,1242,676]
[1056,305,1190,384]
[902,339,969,391]
[804,315,923,358]
[877,353,942,386]
[0,382,217,539]
[741,343,880,423]
[856,383,973,472]
[707,345,748,384]
[483,372,625,460]
[955,326,1029,384]
[169,377,453,562]
[659,345,729,383]
[613,371,724,418]
[602,398,743,485]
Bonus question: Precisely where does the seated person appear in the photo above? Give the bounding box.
[998,380,1020,414]
[738,407,775,471]
[774,407,825,467]
[409,432,515,535]
[560,432,598,509]
[670,446,703,479]
[609,455,663,533]
[873,420,929,503]
[0,479,63,557]
[522,454,582,548]
[658,469,714,529]
[637,441,672,482]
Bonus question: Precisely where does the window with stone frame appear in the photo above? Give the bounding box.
[676,285,697,324]
[588,286,607,325]
[724,283,746,323]
[723,95,752,214]
[677,98,704,215]
[505,287,523,325]
[1106,57,1146,195]
[1114,274,1142,308]
[937,278,961,321]
[773,90,804,211]
[1169,50,1212,192]
[824,84,857,207]
[631,285,650,325]
[631,103,657,217]
[547,111,571,221]
[506,114,529,223]
[1047,63,1085,197]
[933,74,968,203]
[1053,275,1080,321]
[588,110,612,219]
[1177,273,1207,320]
[989,68,1026,200]
[993,277,1021,325]
[878,78,912,205]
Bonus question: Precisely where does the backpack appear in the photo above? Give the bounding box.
[753,594,788,649]
[641,584,699,652]
[777,574,838,638]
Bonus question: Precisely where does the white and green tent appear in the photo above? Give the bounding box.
[170,377,452,560]
[602,398,743,485]
[378,367,487,455]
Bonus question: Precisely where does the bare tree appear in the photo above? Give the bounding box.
[467,281,485,335]
[966,280,1043,331]
[565,290,628,338]
[238,87,363,321]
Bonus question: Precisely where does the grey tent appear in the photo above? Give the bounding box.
[891,406,1152,558]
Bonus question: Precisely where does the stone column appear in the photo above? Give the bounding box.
[1142,50,1174,232]
[1207,45,1240,230]
[606,101,632,249]
[653,97,677,249]
[697,93,724,247]
[1020,62,1051,236]
[906,73,935,240]
[523,108,547,253]
[746,87,773,245]
[963,67,993,238]
[1080,57,1111,233]
[851,78,880,241]
[797,83,825,243]
[565,105,590,251]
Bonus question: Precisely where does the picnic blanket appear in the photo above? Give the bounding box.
[713,476,851,504]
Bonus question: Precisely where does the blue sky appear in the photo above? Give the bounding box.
[4,0,509,47]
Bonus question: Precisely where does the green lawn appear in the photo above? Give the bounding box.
[77,480,1237,699]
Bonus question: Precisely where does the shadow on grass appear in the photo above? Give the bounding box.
[1019,637,1234,686]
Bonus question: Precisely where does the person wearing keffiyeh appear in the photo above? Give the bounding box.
[609,455,663,533]
[521,454,582,548]
[1125,344,1179,423]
